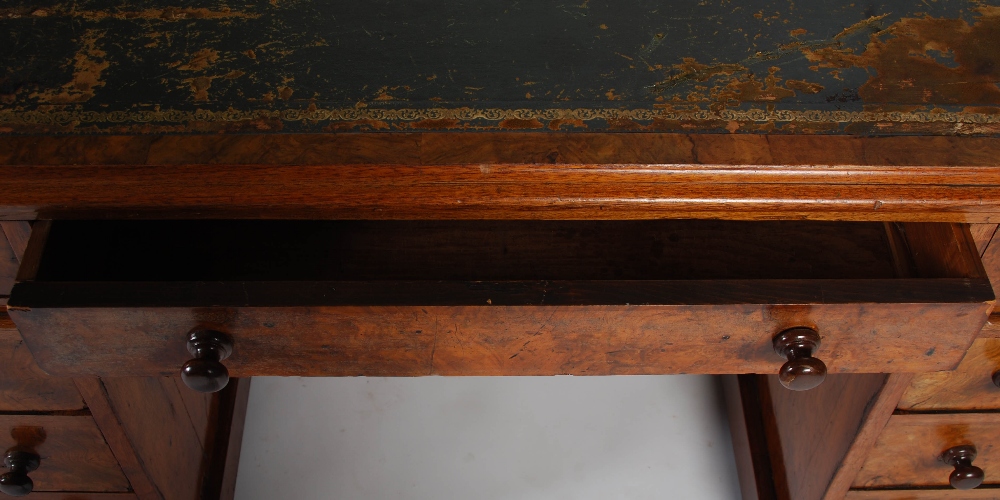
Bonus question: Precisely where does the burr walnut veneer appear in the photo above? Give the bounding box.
[7,220,993,386]
[5,133,1000,499]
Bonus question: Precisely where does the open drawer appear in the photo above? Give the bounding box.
[7,220,994,392]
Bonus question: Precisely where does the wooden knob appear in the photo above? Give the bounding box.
[0,451,39,497]
[992,370,1000,388]
[181,330,233,393]
[943,445,984,490]
[773,327,827,391]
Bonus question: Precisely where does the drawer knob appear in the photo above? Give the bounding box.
[0,451,39,497]
[992,370,1000,388]
[181,330,233,393]
[943,445,984,490]
[773,327,827,391]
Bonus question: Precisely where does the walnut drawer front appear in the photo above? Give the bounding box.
[0,414,129,493]
[8,220,994,379]
[0,327,85,412]
[898,338,1000,412]
[853,413,1000,490]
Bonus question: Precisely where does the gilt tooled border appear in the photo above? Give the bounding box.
[1,107,999,126]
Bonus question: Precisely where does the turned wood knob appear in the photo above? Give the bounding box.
[773,327,827,391]
[181,330,233,393]
[0,451,39,497]
[943,445,984,490]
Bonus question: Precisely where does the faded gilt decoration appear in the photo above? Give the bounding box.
[1,0,999,134]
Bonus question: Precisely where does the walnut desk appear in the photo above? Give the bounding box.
[1,133,999,500]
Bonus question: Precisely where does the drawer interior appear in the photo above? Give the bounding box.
[34,220,902,282]
[8,220,994,378]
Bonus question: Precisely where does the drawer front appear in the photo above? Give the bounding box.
[11,300,992,378]
[898,338,1000,411]
[0,415,129,493]
[9,220,994,379]
[0,328,85,411]
[854,413,1000,489]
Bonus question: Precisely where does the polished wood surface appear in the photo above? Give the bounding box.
[894,223,989,280]
[0,415,128,493]
[101,378,213,500]
[10,220,993,378]
[206,378,251,500]
[726,373,913,500]
[77,376,249,500]
[899,338,1000,411]
[2,135,1000,221]
[0,223,30,264]
[982,230,1000,314]
[0,232,17,296]
[73,379,158,500]
[5,134,1000,167]
[980,315,1000,338]
[970,225,998,257]
[821,374,916,500]
[0,327,85,412]
[723,375,777,500]
[769,374,911,500]
[854,413,1000,489]
[14,302,994,379]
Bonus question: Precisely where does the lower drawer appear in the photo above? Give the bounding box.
[898,338,1000,411]
[0,326,85,412]
[0,414,129,493]
[853,413,999,489]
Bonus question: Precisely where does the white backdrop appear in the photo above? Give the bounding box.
[235,375,741,500]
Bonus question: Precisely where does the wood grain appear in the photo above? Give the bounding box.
[982,231,1000,314]
[0,221,31,260]
[3,134,1000,167]
[970,224,998,257]
[74,378,160,500]
[854,413,1000,488]
[0,227,17,295]
[4,135,1000,221]
[724,375,778,500]
[983,314,1000,338]
[764,374,891,500]
[0,415,129,493]
[13,219,990,377]
[12,300,991,379]
[0,328,85,412]
[896,223,988,280]
[3,163,1000,221]
[898,338,1000,411]
[822,374,915,500]
[205,378,251,500]
[100,378,208,500]
[728,373,913,500]
[845,489,1000,499]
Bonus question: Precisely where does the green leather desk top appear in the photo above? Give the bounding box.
[1,0,998,134]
